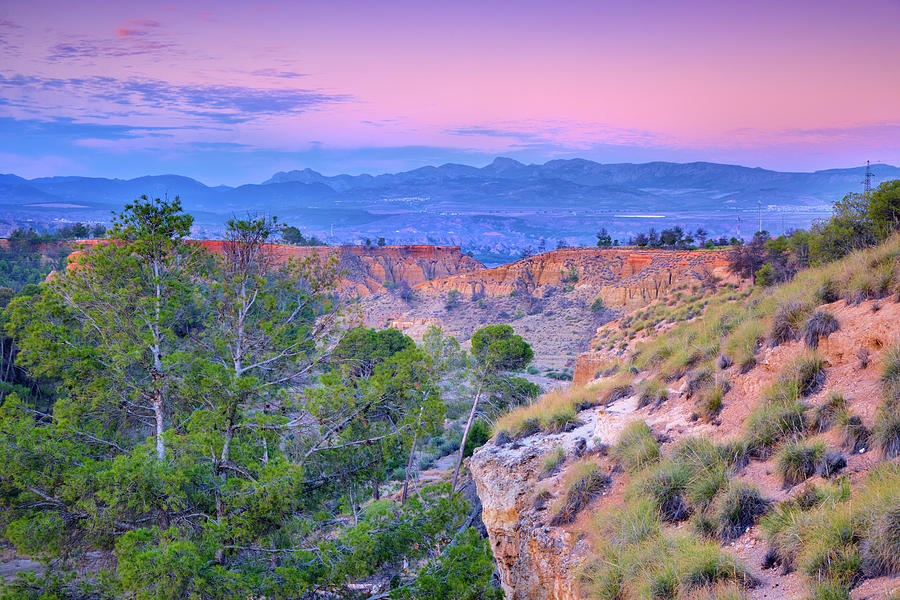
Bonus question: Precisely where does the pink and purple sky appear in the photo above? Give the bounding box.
[1,0,899,184]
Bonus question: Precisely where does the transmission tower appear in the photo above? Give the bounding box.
[757,199,762,235]
[863,160,873,194]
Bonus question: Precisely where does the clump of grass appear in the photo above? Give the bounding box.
[781,352,826,397]
[725,320,763,373]
[761,463,900,596]
[836,411,869,453]
[860,503,900,576]
[815,276,841,304]
[549,460,610,526]
[812,392,847,433]
[637,378,668,409]
[872,404,900,459]
[597,372,636,405]
[631,461,692,522]
[744,391,808,457]
[697,382,728,422]
[881,343,900,400]
[770,299,810,346]
[495,384,602,438]
[540,445,565,478]
[802,311,839,349]
[776,440,826,488]
[584,499,753,600]
[845,261,894,304]
[711,481,769,540]
[686,367,714,397]
[532,488,552,510]
[856,348,870,370]
[609,420,660,472]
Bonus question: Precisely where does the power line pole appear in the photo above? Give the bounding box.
[757,199,762,235]
[863,160,873,194]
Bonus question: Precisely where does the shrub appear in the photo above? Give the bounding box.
[712,482,769,540]
[776,440,826,488]
[549,461,610,526]
[590,297,606,313]
[872,404,900,459]
[770,300,810,346]
[802,311,839,349]
[610,421,659,472]
[755,263,776,286]
[463,420,491,457]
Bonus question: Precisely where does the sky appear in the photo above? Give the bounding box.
[1,0,899,185]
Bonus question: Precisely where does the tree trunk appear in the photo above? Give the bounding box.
[451,387,482,491]
[152,392,165,460]
[401,429,418,504]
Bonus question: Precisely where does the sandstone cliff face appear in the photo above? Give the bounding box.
[469,438,587,600]
[67,241,483,297]
[414,248,730,308]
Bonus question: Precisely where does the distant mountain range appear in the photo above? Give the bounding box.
[2,158,898,264]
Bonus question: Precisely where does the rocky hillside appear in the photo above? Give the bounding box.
[471,237,900,600]
[359,248,734,371]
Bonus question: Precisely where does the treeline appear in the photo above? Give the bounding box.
[729,180,900,285]
[614,226,734,249]
[9,222,107,243]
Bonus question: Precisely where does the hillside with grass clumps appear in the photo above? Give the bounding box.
[470,233,900,600]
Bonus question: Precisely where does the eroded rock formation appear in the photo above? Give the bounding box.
[413,248,730,308]
[66,241,483,297]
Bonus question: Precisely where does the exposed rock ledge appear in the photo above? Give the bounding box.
[469,393,652,600]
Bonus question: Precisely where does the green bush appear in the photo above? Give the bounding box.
[755,263,776,286]
[463,420,491,458]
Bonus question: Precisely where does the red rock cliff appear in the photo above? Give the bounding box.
[414,247,731,307]
[66,240,483,297]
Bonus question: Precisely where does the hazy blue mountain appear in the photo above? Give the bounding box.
[2,159,898,263]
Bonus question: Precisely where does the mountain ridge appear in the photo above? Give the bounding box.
[2,159,898,264]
